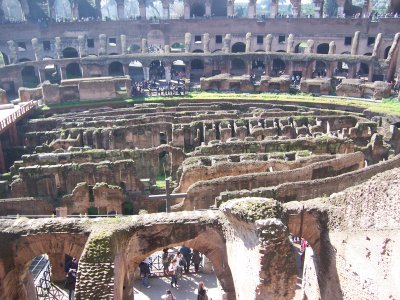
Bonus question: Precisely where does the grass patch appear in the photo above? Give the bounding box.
[40,92,400,116]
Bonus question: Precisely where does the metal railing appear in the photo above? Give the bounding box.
[0,101,35,134]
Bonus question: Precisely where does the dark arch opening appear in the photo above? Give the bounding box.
[149,60,165,80]
[18,58,31,63]
[171,60,186,80]
[0,52,9,66]
[358,63,369,77]
[191,59,204,70]
[44,64,61,84]
[314,61,327,77]
[232,42,246,53]
[191,2,206,17]
[190,59,204,82]
[192,49,204,53]
[252,59,265,79]
[212,0,227,16]
[65,63,82,79]
[21,66,39,88]
[128,44,141,54]
[316,43,329,54]
[336,61,349,78]
[272,58,286,76]
[128,61,144,82]
[364,52,372,56]
[295,42,307,54]
[384,46,391,59]
[230,58,246,76]
[108,61,124,76]
[63,47,79,58]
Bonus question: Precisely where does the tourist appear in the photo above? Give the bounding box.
[192,250,201,272]
[139,258,151,288]
[169,258,179,288]
[179,245,192,273]
[162,248,170,276]
[197,281,208,300]
[65,259,78,300]
[161,289,176,300]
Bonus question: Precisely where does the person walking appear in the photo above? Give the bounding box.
[179,245,192,273]
[139,258,151,288]
[197,281,208,300]
[162,248,170,276]
[169,259,179,288]
[192,250,201,273]
[161,289,176,300]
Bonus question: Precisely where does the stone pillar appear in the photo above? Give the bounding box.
[165,64,172,81]
[98,34,107,55]
[327,42,336,77]
[56,207,68,217]
[223,34,232,53]
[286,34,294,53]
[336,0,345,17]
[227,0,235,17]
[72,0,79,20]
[143,66,150,80]
[78,35,86,57]
[184,0,190,19]
[60,66,67,80]
[270,0,279,18]
[142,38,148,53]
[385,33,400,65]
[164,45,170,54]
[248,0,257,18]
[304,39,315,54]
[328,41,336,54]
[123,64,129,75]
[31,38,42,61]
[368,63,374,81]
[372,33,382,57]
[245,32,252,53]
[351,31,361,55]
[55,37,62,59]
[348,64,357,78]
[290,0,301,17]
[362,0,371,17]
[116,0,125,20]
[313,0,323,17]
[205,0,212,17]
[184,33,192,53]
[139,0,146,20]
[265,34,273,52]
[38,69,46,83]
[162,0,170,19]
[203,33,211,53]
[121,34,127,55]
[7,40,18,64]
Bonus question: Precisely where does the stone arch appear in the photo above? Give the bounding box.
[190,59,204,82]
[314,60,327,77]
[272,58,286,75]
[101,0,118,20]
[190,2,205,17]
[336,61,349,78]
[44,63,61,84]
[316,43,329,54]
[54,0,72,20]
[364,52,372,56]
[212,49,222,53]
[63,47,79,58]
[108,61,124,76]
[124,0,140,19]
[232,42,246,53]
[192,49,204,53]
[149,60,165,80]
[172,60,186,79]
[295,42,307,54]
[384,46,391,59]
[18,58,31,63]
[230,58,246,76]
[0,51,9,66]
[21,66,39,88]
[252,59,265,78]
[358,62,369,77]
[114,222,236,300]
[65,62,82,79]
[129,60,144,81]
[1,0,24,21]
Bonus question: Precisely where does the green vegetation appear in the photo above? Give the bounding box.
[40,91,400,116]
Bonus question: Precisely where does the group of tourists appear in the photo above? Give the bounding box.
[139,246,208,299]
[131,80,187,97]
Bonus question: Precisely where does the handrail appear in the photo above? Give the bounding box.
[0,101,35,134]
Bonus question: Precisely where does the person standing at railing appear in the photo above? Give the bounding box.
[179,245,191,274]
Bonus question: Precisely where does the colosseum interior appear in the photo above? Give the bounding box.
[0,0,399,300]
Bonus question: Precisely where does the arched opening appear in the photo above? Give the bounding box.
[230,58,246,76]
[232,42,246,53]
[18,58,31,63]
[336,61,349,78]
[190,59,204,82]
[190,2,206,17]
[171,42,185,53]
[171,60,186,80]
[101,0,118,20]
[124,0,140,19]
[295,42,307,54]
[149,60,165,80]
[0,52,9,66]
[128,44,141,54]
[212,49,222,53]
[212,0,227,16]
[54,0,72,20]
[358,63,369,78]
[316,43,329,54]
[1,0,24,21]
[109,53,118,56]
[63,47,79,58]
[108,61,124,76]
[364,52,372,56]
[44,64,61,84]
[384,46,391,59]
[314,61,327,77]
[128,61,144,82]
[272,58,286,76]
[193,49,204,53]
[21,66,39,88]
[234,2,248,17]
[65,63,82,79]
[252,59,265,79]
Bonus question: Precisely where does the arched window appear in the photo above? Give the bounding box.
[65,63,82,79]
[63,47,79,58]
[108,61,124,76]
[232,42,246,53]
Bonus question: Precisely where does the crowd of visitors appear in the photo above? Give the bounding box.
[131,79,187,97]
